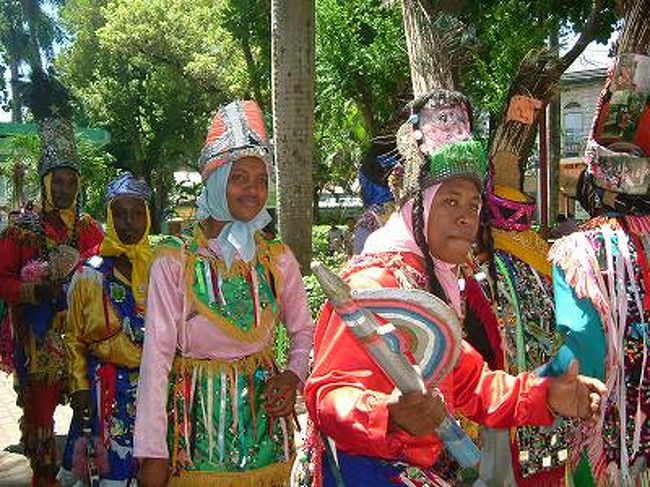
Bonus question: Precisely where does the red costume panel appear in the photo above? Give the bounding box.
[304,252,554,470]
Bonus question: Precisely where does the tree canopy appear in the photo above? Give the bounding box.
[0,0,623,228]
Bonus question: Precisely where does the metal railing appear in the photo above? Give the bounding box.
[562,132,587,157]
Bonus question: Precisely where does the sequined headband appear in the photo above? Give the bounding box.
[485,163,536,231]
[487,189,536,231]
[105,172,153,203]
[586,53,650,195]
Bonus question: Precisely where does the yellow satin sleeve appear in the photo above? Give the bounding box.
[65,266,143,393]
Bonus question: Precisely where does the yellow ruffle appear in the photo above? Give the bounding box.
[492,228,551,277]
[168,457,294,487]
[493,184,532,203]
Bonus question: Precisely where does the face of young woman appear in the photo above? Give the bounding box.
[227,156,268,222]
[427,177,481,265]
[111,196,148,245]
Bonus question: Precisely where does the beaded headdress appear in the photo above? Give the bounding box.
[198,100,271,182]
[38,117,80,177]
[394,89,487,202]
[586,53,650,195]
[105,172,152,203]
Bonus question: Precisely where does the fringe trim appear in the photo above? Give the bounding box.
[20,420,57,472]
[173,348,275,377]
[548,231,611,318]
[168,456,294,487]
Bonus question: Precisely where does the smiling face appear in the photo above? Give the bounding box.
[49,168,79,210]
[427,177,481,264]
[111,196,148,245]
[226,156,269,222]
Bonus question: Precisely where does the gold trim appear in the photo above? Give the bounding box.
[493,228,552,276]
[168,456,294,487]
[182,236,284,345]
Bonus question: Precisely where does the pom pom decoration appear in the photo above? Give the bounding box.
[20,260,50,283]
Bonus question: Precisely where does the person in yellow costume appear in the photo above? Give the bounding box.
[58,172,153,486]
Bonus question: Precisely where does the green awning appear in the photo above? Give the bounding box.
[0,122,111,163]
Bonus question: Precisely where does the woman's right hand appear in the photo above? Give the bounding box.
[387,389,447,437]
[138,458,170,487]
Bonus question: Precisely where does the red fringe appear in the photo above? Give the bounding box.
[464,277,505,370]
[517,466,565,487]
[72,436,110,479]
[96,363,116,444]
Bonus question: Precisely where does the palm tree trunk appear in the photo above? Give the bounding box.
[271,0,315,273]
[19,0,43,71]
[400,0,457,96]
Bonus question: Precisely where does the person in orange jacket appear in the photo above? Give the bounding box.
[303,89,606,486]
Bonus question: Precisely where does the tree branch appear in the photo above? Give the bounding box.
[552,0,606,75]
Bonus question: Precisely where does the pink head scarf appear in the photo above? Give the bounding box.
[362,183,463,317]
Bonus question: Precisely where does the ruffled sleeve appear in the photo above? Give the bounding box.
[64,267,102,393]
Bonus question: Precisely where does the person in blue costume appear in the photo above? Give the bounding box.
[352,143,398,255]
[58,173,154,486]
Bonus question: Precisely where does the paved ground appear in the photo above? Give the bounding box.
[0,372,72,486]
[0,372,307,485]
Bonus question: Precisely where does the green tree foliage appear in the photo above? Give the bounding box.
[0,134,40,207]
[303,224,347,317]
[458,0,618,125]
[317,0,409,137]
[220,0,272,109]
[54,0,410,227]
[314,0,409,199]
[0,133,116,220]
[76,137,118,220]
[57,0,254,231]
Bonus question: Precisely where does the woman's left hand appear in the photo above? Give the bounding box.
[262,370,299,417]
[547,360,607,426]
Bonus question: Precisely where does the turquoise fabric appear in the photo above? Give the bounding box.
[544,265,606,381]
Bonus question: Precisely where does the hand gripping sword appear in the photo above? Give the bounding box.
[311,261,480,468]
